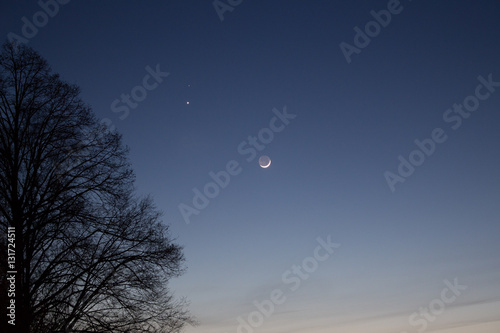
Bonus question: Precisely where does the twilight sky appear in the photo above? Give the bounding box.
[2,1,500,332]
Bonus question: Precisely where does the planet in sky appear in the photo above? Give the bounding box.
[258,155,271,168]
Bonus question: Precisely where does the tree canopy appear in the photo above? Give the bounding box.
[0,42,193,333]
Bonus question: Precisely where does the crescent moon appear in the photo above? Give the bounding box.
[259,156,271,168]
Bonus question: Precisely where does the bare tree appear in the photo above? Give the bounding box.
[0,42,193,333]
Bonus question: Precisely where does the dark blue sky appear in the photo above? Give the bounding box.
[2,1,500,332]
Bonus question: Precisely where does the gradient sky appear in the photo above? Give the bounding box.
[2,1,500,332]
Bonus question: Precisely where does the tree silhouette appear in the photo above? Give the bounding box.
[0,42,193,333]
